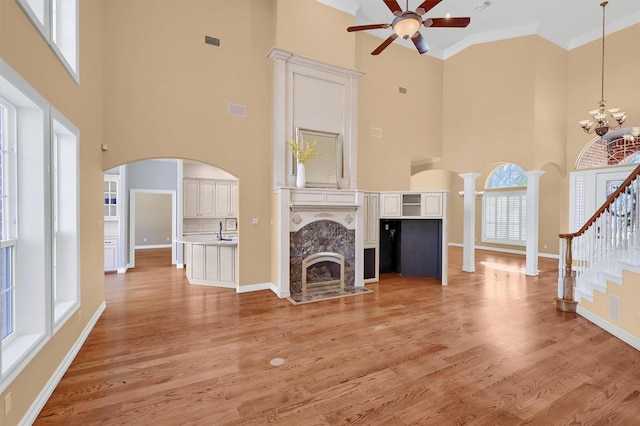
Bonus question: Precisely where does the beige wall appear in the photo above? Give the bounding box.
[275,0,355,70]
[356,32,443,191]
[0,1,105,424]
[101,0,276,287]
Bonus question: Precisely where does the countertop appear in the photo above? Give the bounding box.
[175,235,238,246]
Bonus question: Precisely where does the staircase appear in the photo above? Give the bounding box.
[558,163,640,309]
[557,164,640,349]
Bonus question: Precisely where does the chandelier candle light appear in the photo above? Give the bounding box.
[578,1,627,137]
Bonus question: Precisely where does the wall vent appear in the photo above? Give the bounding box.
[609,294,620,322]
[205,36,220,46]
[370,127,382,138]
[228,103,245,117]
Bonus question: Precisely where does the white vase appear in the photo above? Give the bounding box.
[296,162,306,188]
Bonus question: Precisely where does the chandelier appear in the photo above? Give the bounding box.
[578,1,627,137]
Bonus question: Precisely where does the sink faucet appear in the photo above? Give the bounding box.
[219,221,223,240]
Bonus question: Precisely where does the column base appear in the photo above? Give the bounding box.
[555,297,578,313]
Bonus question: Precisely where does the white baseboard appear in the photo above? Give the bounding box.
[577,305,640,351]
[447,242,559,259]
[21,302,107,426]
[175,263,184,269]
[236,282,273,293]
[134,244,172,250]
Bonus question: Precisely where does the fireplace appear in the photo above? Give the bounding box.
[289,218,355,296]
[302,252,345,293]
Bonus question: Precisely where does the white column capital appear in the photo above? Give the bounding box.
[459,172,481,180]
[525,170,546,179]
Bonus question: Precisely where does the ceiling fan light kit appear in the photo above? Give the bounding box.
[578,1,627,137]
[346,0,470,55]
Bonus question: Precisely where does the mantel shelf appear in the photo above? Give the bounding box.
[289,204,359,212]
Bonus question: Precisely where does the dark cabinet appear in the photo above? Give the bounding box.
[379,219,442,278]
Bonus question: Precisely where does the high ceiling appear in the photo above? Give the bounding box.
[318,0,640,59]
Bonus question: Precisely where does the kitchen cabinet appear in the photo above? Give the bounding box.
[184,179,216,218]
[104,238,118,272]
[180,235,237,288]
[104,175,119,219]
[184,179,238,218]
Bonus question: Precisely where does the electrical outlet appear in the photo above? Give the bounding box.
[544,244,548,249]
[4,392,12,416]
[143,237,147,242]
[252,218,259,225]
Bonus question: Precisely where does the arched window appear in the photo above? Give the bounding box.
[576,129,640,169]
[486,163,528,188]
[483,163,527,246]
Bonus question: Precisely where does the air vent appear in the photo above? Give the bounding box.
[228,103,245,117]
[205,36,220,46]
[371,127,382,138]
[608,294,620,322]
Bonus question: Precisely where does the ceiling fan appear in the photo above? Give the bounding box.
[347,0,470,55]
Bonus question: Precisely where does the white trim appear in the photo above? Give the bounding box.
[236,282,273,293]
[134,244,172,250]
[117,267,128,274]
[19,302,106,426]
[448,242,559,259]
[576,305,640,352]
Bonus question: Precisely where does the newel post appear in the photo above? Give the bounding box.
[556,235,578,312]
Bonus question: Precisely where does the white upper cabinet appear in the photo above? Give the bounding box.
[379,192,446,219]
[380,193,401,218]
[104,175,119,220]
[184,179,238,218]
[184,179,215,218]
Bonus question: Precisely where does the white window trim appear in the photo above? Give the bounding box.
[51,107,80,332]
[0,59,80,393]
[15,0,79,83]
[482,189,527,247]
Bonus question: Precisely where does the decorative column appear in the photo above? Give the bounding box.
[525,170,545,276]
[459,173,480,272]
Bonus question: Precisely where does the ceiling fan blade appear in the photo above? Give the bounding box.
[383,0,403,16]
[347,23,391,32]
[372,33,398,55]
[416,0,442,15]
[425,17,471,28]
[411,32,429,54]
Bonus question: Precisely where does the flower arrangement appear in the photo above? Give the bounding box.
[288,139,320,164]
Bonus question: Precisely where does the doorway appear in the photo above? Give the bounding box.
[129,190,176,269]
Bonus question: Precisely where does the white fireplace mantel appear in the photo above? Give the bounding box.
[268,48,363,190]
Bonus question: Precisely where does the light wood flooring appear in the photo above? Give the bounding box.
[35,247,640,425]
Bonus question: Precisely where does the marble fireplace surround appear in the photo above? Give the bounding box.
[274,188,363,298]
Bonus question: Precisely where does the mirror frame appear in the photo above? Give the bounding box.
[294,128,343,189]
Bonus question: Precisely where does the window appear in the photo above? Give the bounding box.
[16,0,78,82]
[1,101,17,343]
[482,164,527,246]
[0,59,79,391]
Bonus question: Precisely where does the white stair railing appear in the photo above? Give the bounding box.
[557,164,640,312]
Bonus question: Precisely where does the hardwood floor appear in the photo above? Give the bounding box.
[35,247,640,425]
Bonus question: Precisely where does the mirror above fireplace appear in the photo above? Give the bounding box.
[294,128,343,189]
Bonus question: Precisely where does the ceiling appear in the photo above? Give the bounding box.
[318,0,640,59]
